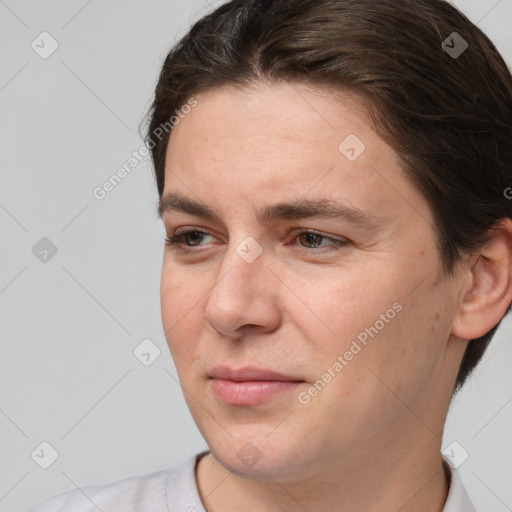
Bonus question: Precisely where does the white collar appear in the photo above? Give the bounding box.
[442,457,478,512]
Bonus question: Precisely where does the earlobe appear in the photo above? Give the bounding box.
[452,219,512,340]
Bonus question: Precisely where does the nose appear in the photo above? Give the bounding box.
[203,238,281,339]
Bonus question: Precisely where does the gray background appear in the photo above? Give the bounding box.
[0,1,511,511]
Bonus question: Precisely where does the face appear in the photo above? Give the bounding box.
[159,82,464,482]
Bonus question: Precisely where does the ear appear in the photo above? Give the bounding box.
[452,219,512,340]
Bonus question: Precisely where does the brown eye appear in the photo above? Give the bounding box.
[181,231,208,246]
[292,230,349,253]
[298,232,324,248]
[165,229,213,252]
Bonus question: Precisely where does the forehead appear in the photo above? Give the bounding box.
[169,81,371,146]
[162,82,432,229]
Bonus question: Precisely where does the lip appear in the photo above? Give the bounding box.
[209,366,302,382]
[209,366,305,406]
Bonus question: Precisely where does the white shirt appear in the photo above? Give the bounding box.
[26,451,478,511]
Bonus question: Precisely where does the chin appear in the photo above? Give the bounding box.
[210,443,293,480]
[202,425,319,483]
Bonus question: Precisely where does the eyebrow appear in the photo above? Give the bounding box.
[157,192,383,229]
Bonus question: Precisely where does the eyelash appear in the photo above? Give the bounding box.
[164,229,349,255]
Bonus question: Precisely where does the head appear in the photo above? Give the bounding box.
[144,0,512,480]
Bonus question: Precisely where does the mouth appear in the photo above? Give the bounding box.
[208,366,306,406]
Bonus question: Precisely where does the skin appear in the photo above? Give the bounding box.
[159,81,512,512]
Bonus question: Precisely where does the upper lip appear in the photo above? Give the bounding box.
[209,366,304,382]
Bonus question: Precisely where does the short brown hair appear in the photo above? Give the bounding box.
[144,0,512,393]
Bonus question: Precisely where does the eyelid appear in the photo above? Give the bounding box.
[290,227,346,242]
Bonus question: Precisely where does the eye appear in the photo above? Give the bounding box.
[292,229,349,253]
[167,230,210,247]
[165,229,215,253]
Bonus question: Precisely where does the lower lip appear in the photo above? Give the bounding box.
[210,379,302,405]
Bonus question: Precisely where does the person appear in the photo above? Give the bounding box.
[27,0,512,510]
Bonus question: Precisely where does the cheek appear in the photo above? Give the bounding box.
[291,265,398,351]
[160,263,207,360]
[294,259,448,386]
[352,275,453,405]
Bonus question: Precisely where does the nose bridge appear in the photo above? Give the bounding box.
[209,235,266,306]
[204,235,274,335]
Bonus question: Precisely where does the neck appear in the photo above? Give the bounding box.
[196,428,450,512]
